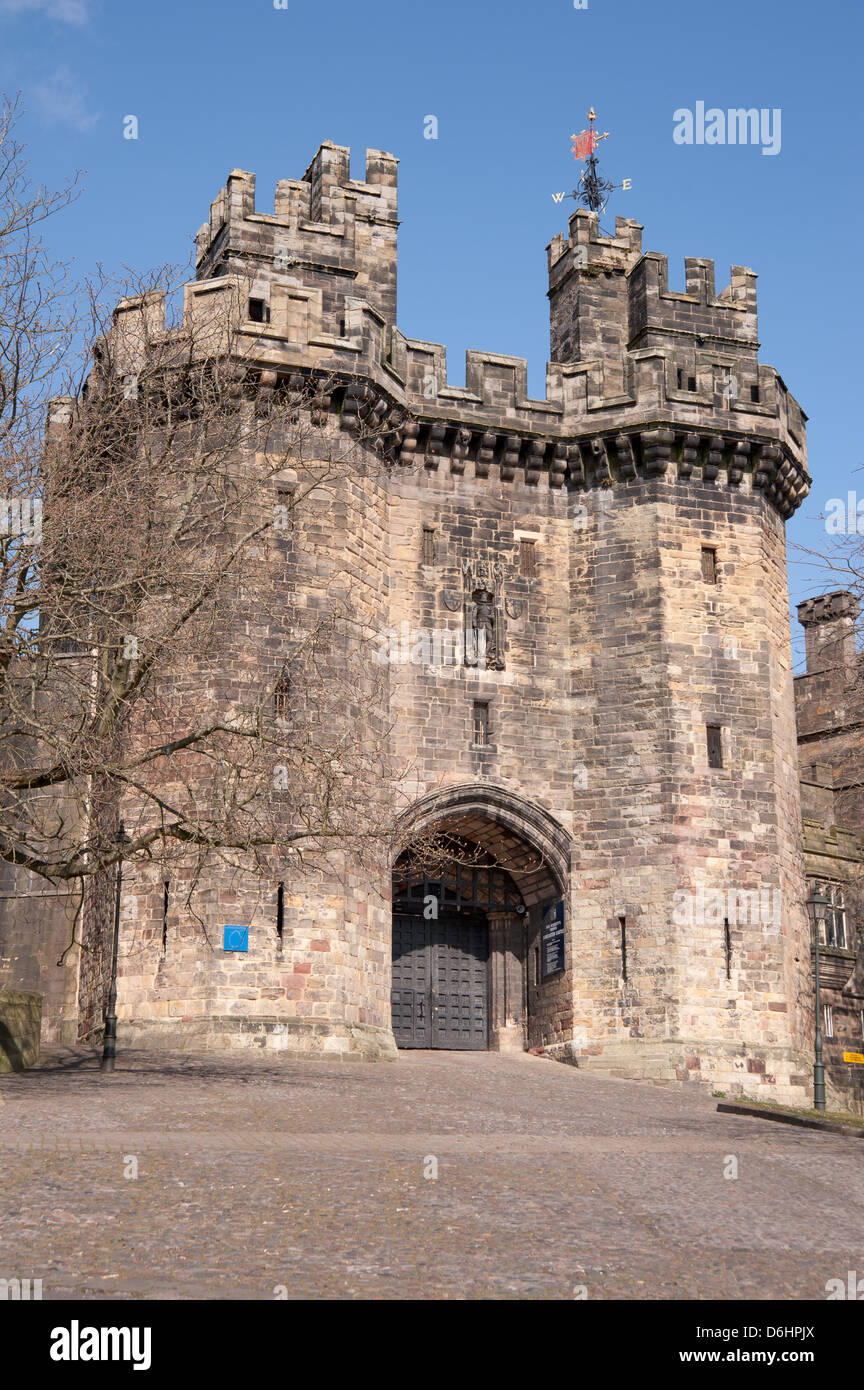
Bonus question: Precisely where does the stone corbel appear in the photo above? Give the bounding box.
[679,432,699,479]
[476,432,496,479]
[641,427,674,476]
[500,436,521,483]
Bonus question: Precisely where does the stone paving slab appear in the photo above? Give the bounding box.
[0,1048,861,1300]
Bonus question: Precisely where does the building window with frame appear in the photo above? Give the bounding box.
[809,879,849,949]
[472,701,489,747]
[519,538,536,577]
[823,1004,834,1039]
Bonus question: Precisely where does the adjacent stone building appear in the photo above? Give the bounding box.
[795,591,864,1110]
[2,140,861,1108]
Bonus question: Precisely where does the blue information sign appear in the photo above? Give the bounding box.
[541,901,565,978]
[223,926,249,952]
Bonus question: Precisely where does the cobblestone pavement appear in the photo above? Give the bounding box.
[0,1047,861,1300]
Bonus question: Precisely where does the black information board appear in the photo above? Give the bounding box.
[541,900,565,977]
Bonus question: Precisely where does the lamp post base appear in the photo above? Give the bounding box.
[813,1060,826,1111]
[100,1014,118,1073]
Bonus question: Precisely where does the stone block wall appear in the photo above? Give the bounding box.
[0,866,80,1044]
[795,593,864,833]
[384,456,811,1097]
[796,615,864,1114]
[0,990,42,1071]
[95,428,399,1060]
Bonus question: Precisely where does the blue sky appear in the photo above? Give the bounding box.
[1,0,861,661]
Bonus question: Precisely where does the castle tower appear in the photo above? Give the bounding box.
[7,145,818,1101]
[194,142,399,331]
[796,591,864,839]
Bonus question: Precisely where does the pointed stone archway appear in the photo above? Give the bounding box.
[392,784,571,1052]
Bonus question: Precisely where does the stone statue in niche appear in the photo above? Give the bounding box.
[469,587,500,668]
[462,557,506,670]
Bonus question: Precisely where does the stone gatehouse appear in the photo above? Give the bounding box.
[2,140,861,1109]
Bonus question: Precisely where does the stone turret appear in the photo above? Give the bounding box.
[194,142,399,325]
[798,591,859,675]
[547,210,643,390]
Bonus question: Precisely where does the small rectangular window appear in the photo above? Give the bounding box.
[676,368,683,389]
[472,701,489,747]
[422,527,435,565]
[823,1004,834,1039]
[519,539,536,577]
[248,298,270,324]
[701,546,717,584]
[276,882,284,947]
[618,915,627,983]
[750,384,760,403]
[706,724,723,769]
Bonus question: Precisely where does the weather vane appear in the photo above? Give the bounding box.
[557,108,631,223]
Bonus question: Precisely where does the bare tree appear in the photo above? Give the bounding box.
[0,100,406,913]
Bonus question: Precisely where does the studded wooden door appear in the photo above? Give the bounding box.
[391,914,489,1050]
[390,914,431,1048]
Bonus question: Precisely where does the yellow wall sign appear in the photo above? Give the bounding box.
[842,1051,864,1064]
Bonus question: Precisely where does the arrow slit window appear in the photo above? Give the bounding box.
[706,724,723,769]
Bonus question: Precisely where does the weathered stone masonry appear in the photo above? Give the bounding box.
[795,592,864,1111]
[4,140,850,1105]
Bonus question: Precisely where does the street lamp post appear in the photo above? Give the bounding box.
[100,821,129,1073]
[806,886,831,1112]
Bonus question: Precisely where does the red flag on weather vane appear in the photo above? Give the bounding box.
[571,107,609,162]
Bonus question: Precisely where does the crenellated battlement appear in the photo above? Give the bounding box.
[195,142,399,323]
[627,253,758,351]
[547,209,644,277]
[96,142,809,517]
[548,207,762,415]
